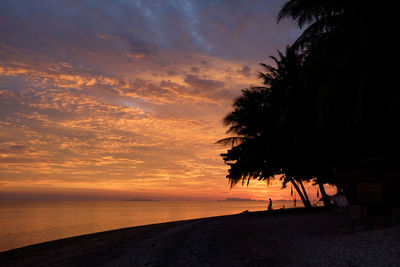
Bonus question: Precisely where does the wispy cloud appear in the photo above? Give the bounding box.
[0,0,306,200]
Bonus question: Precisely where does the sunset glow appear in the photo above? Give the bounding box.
[0,0,334,201]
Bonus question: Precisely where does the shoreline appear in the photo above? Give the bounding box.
[0,200,279,253]
[0,207,319,253]
[1,207,399,266]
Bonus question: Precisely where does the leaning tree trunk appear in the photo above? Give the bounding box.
[317,182,332,207]
[298,179,311,205]
[290,179,311,208]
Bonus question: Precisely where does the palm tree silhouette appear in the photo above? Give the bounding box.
[218,47,314,208]
[277,0,400,202]
[219,0,400,208]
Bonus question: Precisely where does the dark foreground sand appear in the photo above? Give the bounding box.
[1,208,399,267]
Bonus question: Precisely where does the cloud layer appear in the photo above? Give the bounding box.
[0,0,326,201]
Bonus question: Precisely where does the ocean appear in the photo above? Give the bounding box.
[0,200,306,252]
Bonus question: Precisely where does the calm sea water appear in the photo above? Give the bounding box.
[0,200,304,252]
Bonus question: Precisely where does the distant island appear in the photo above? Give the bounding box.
[219,198,261,202]
[123,198,158,202]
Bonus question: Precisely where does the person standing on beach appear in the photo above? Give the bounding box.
[268,198,272,212]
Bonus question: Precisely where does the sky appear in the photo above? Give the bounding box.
[0,0,331,201]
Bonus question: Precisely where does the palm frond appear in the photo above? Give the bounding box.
[215,137,247,146]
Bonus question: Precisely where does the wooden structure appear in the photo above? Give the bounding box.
[336,157,400,215]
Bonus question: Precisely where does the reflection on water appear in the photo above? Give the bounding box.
[0,200,303,252]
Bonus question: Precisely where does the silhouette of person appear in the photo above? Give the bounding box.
[268,198,272,212]
[294,198,297,207]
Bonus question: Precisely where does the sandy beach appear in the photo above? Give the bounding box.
[0,207,399,267]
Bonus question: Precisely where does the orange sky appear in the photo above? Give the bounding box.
[0,0,335,201]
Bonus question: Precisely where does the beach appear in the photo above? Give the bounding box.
[0,200,293,252]
[1,207,399,266]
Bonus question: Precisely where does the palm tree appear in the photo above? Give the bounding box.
[218,47,314,208]
[277,0,363,51]
[217,87,277,187]
[277,0,400,203]
[276,1,363,204]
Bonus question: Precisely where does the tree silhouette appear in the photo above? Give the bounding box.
[277,0,400,199]
[218,47,314,208]
[219,0,400,208]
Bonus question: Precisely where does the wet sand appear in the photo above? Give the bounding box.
[1,207,399,266]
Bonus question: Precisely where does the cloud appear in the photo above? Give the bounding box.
[184,74,224,91]
[190,66,200,73]
[0,144,31,154]
[237,65,252,77]
[0,0,304,200]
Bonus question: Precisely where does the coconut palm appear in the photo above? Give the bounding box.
[277,0,400,201]
[277,0,364,51]
[218,47,315,208]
